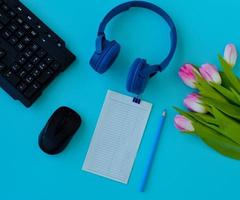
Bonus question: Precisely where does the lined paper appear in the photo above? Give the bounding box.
[82,90,152,184]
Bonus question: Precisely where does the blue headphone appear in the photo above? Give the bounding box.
[90,1,177,95]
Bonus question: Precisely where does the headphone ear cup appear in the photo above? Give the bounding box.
[90,40,120,74]
[127,58,149,94]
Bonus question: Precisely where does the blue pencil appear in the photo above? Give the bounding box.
[140,109,167,192]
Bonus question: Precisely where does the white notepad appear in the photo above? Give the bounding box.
[82,90,152,184]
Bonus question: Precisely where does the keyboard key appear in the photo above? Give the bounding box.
[38,69,53,84]
[25,74,34,83]
[11,63,20,71]
[2,30,12,39]
[0,48,6,58]
[9,23,18,32]
[0,11,9,24]
[30,30,37,37]
[30,43,39,51]
[8,10,16,18]
[44,56,54,65]
[16,42,25,51]
[24,63,34,71]
[31,56,40,65]
[38,62,47,71]
[18,56,27,65]
[9,36,18,45]
[16,17,24,24]
[37,49,47,58]
[18,69,27,78]
[16,29,25,38]
[17,6,24,13]
[22,35,31,44]
[23,24,30,30]
[1,4,9,11]
[47,33,52,38]
[23,49,33,58]
[27,15,32,21]
[24,82,40,98]
[32,68,40,77]
[50,62,60,71]
[4,70,20,86]
[17,82,27,92]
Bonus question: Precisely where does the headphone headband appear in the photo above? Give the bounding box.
[97,1,177,73]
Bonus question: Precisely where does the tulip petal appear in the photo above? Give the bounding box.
[178,64,200,88]
[224,44,237,67]
[174,115,195,132]
[200,64,222,85]
[184,93,208,113]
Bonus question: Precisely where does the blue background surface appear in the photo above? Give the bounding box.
[1,0,240,199]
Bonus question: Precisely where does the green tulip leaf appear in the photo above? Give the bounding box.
[191,115,240,160]
[192,116,239,147]
[230,87,240,103]
[210,82,240,105]
[202,97,240,120]
[189,112,220,131]
[195,73,227,102]
[193,112,218,125]
[174,107,216,125]
[211,107,240,144]
[202,138,240,160]
[220,71,232,88]
[218,55,240,93]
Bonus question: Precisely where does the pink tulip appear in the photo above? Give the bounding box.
[184,93,207,113]
[174,115,194,132]
[199,64,222,85]
[224,44,237,67]
[179,64,200,88]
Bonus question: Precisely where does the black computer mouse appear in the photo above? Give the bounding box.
[38,106,82,155]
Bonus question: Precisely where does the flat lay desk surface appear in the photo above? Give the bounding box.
[1,0,240,199]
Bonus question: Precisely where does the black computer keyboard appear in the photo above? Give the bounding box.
[0,0,76,107]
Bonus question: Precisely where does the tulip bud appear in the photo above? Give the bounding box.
[224,44,237,67]
[184,93,207,113]
[199,64,222,85]
[174,115,195,132]
[179,64,200,88]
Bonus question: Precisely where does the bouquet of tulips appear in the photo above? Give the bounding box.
[174,44,240,160]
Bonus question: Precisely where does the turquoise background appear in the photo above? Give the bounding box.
[1,0,240,199]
